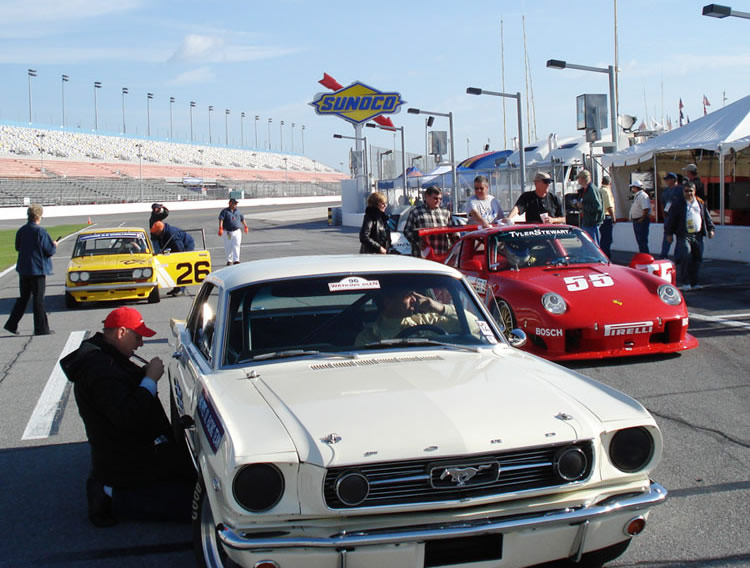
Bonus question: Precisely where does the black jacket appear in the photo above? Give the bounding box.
[664,196,715,239]
[61,333,177,487]
[359,206,391,253]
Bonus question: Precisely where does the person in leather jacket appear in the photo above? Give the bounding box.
[359,191,391,254]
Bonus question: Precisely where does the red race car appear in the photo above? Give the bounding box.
[421,224,697,361]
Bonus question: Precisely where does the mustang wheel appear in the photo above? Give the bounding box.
[193,480,239,568]
[491,299,515,339]
[148,286,160,304]
[65,292,78,310]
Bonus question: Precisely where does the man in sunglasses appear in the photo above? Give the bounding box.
[404,185,453,257]
[504,172,564,224]
[664,181,715,291]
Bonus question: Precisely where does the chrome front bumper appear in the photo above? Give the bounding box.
[218,481,666,551]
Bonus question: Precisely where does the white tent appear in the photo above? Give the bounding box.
[603,94,750,167]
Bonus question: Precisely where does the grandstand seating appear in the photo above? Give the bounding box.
[0,124,346,206]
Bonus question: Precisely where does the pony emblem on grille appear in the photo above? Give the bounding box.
[438,464,494,487]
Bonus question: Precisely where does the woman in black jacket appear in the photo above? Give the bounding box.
[359,191,391,254]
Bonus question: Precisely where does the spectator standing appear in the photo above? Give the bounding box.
[359,191,391,254]
[4,204,57,336]
[504,172,564,224]
[629,180,651,253]
[665,181,716,290]
[464,175,504,227]
[403,186,452,257]
[659,173,682,259]
[577,170,605,245]
[218,198,249,265]
[148,203,169,253]
[599,175,616,258]
[60,307,195,527]
[150,221,195,296]
[682,163,706,200]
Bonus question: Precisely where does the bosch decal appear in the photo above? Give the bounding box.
[197,389,225,453]
[536,328,563,337]
[603,321,653,336]
[310,81,404,124]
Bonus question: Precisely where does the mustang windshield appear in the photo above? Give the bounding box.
[489,226,608,270]
[73,232,149,257]
[224,272,498,364]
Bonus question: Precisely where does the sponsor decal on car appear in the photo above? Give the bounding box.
[197,389,225,453]
[505,228,572,238]
[536,328,563,337]
[466,276,488,295]
[328,276,381,292]
[603,321,653,336]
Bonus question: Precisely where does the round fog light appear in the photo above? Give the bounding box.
[335,471,370,506]
[553,446,588,481]
[624,516,646,536]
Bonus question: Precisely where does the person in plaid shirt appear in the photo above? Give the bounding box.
[404,186,452,257]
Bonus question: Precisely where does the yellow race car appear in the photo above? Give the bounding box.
[64,226,211,308]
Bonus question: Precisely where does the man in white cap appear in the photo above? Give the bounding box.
[629,180,651,253]
[682,164,705,200]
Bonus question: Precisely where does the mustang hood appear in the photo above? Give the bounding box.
[241,349,648,467]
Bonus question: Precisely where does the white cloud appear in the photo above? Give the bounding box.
[169,67,216,86]
[169,33,301,64]
[2,0,141,24]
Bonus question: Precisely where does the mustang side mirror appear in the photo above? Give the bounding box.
[509,329,527,348]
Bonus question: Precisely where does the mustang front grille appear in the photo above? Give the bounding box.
[323,441,593,509]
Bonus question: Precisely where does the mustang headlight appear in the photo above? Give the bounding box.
[69,272,80,282]
[233,464,284,512]
[142,267,153,278]
[79,271,90,282]
[132,268,143,279]
[542,292,567,314]
[609,427,654,473]
[658,283,682,305]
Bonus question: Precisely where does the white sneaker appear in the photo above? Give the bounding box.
[679,284,692,291]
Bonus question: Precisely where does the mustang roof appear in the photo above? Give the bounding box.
[210,254,462,289]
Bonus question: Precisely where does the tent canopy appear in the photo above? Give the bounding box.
[603,94,750,167]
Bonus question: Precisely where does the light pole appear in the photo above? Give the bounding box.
[408,107,458,212]
[190,102,196,142]
[267,118,272,150]
[254,115,259,148]
[411,155,423,167]
[93,81,102,131]
[283,157,289,194]
[61,74,69,127]
[135,143,144,202]
[146,92,154,137]
[301,125,305,154]
[121,88,128,134]
[27,69,37,124]
[291,123,295,152]
[546,59,619,151]
[333,133,369,182]
[703,3,750,18]
[225,109,230,146]
[169,97,175,139]
[240,112,245,147]
[279,120,284,152]
[466,87,526,192]
[208,105,214,144]
[377,149,393,179]
[36,133,45,173]
[367,122,407,194]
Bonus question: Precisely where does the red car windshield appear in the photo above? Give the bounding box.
[489,227,608,270]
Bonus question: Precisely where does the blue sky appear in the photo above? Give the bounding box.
[0,0,746,170]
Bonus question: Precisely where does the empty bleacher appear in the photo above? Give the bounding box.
[0,123,346,206]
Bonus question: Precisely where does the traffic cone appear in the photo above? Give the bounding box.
[87,217,92,225]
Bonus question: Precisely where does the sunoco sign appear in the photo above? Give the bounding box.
[310,81,404,124]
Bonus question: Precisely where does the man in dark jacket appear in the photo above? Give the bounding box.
[61,306,194,527]
[576,170,604,246]
[148,203,169,253]
[4,204,57,335]
[359,191,391,253]
[664,181,716,290]
[150,221,195,296]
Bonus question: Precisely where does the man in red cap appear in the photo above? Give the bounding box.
[61,306,194,527]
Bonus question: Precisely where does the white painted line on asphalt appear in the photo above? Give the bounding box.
[689,312,750,331]
[22,330,86,440]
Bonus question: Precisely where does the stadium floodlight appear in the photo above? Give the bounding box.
[190,101,196,142]
[291,122,296,153]
[254,115,260,148]
[27,69,37,124]
[280,120,285,152]
[121,88,128,134]
[267,117,272,151]
[61,74,69,127]
[240,112,246,147]
[93,82,102,131]
[169,97,175,140]
[703,3,750,18]
[407,107,457,212]
[146,93,154,137]
[208,105,214,144]
[225,109,230,146]
[466,86,525,191]
[301,124,305,154]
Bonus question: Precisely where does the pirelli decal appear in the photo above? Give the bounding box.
[603,321,653,337]
[197,389,225,453]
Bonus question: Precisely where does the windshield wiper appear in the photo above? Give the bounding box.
[362,338,480,353]
[250,349,358,361]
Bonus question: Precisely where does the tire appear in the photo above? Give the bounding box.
[148,286,160,304]
[490,298,514,340]
[193,480,239,568]
[560,539,631,568]
[65,292,78,309]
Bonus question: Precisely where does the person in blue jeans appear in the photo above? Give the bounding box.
[659,173,682,259]
[629,180,651,253]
